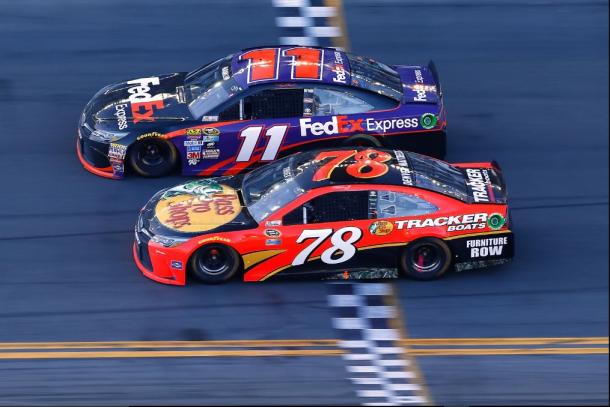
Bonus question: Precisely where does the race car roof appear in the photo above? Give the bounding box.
[230,46,404,101]
[289,147,470,202]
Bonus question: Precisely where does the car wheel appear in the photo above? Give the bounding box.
[399,238,452,280]
[342,134,382,147]
[189,244,241,284]
[128,138,178,177]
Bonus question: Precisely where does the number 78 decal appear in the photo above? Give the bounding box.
[236,124,288,162]
[292,227,363,266]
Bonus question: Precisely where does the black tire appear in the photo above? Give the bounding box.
[342,134,383,147]
[128,138,178,177]
[399,238,452,281]
[189,244,241,284]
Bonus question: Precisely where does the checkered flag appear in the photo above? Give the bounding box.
[272,0,349,49]
[328,283,429,406]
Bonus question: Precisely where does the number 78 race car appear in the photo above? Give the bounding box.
[133,147,513,285]
[77,46,446,179]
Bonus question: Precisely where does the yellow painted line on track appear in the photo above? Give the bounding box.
[0,339,338,350]
[401,337,609,346]
[0,347,606,360]
[0,337,605,350]
[409,347,609,356]
[0,338,606,359]
[0,349,344,360]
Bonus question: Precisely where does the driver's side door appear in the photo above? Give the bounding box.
[213,86,305,174]
[266,189,376,277]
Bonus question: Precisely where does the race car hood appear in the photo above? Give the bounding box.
[141,176,258,239]
[395,65,440,104]
[87,73,193,130]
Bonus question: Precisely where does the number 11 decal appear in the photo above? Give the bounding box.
[236,125,288,162]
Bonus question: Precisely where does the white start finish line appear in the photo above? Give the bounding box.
[327,283,432,406]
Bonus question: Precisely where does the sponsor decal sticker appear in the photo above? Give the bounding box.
[393,150,414,186]
[187,151,201,165]
[137,132,163,141]
[126,77,165,123]
[198,236,231,245]
[114,103,128,130]
[300,115,422,137]
[201,115,219,122]
[413,69,427,101]
[395,213,489,232]
[264,229,281,238]
[466,236,508,258]
[202,149,220,159]
[369,220,394,236]
[108,143,128,160]
[466,168,492,203]
[202,127,220,136]
[111,160,124,176]
[186,128,203,136]
[331,51,348,84]
[265,220,282,227]
[420,113,438,130]
[184,140,204,146]
[170,260,183,270]
[300,115,364,137]
[266,239,282,246]
[487,213,506,230]
[221,66,230,80]
[155,182,241,233]
[366,117,419,133]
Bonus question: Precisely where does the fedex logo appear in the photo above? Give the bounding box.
[331,51,347,84]
[301,115,421,136]
[127,77,165,123]
[300,116,364,137]
[413,70,427,102]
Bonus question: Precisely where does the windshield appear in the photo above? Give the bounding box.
[185,55,243,118]
[347,53,403,101]
[407,153,470,202]
[242,155,310,222]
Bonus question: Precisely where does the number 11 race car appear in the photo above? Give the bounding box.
[77,46,446,179]
[133,147,513,285]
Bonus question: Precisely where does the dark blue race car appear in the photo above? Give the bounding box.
[77,46,446,179]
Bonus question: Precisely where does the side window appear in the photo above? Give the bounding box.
[218,102,240,121]
[283,191,374,225]
[245,88,304,120]
[375,190,438,219]
[312,88,374,116]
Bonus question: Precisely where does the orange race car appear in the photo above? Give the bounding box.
[133,147,513,285]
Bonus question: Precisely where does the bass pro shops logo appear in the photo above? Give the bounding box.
[127,77,165,123]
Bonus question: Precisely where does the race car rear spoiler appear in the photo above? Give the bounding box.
[453,162,508,204]
[428,60,442,97]
[395,64,441,104]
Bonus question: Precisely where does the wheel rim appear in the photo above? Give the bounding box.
[138,140,168,167]
[197,246,230,276]
[410,244,442,273]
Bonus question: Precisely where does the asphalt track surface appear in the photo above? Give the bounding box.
[0,0,608,405]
